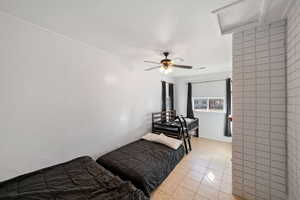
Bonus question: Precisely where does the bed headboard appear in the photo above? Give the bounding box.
[152,110,176,123]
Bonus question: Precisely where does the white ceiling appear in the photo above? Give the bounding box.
[0,0,291,77]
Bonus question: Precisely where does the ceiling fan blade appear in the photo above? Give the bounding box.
[144,60,160,64]
[172,57,184,62]
[172,64,193,69]
[144,66,161,71]
[195,67,206,70]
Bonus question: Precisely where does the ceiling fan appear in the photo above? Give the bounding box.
[144,52,205,74]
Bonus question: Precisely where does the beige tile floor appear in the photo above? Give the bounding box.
[151,137,242,200]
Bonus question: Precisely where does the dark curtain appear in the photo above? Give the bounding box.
[186,82,194,118]
[161,81,167,122]
[224,78,232,137]
[169,83,174,110]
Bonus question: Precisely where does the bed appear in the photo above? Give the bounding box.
[0,156,148,200]
[176,117,199,133]
[96,139,185,196]
[152,110,199,137]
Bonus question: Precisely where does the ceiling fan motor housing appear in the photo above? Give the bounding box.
[161,59,172,68]
[161,52,172,68]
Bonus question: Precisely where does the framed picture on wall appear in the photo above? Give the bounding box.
[193,97,225,112]
[208,98,225,112]
[192,97,208,111]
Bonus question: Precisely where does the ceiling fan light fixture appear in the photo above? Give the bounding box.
[159,66,165,72]
[162,66,172,74]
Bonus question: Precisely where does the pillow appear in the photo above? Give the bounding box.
[142,133,182,150]
[175,117,193,123]
[184,118,194,123]
[142,133,161,142]
[158,134,183,150]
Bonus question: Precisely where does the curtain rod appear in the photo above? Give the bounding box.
[186,78,231,85]
[161,80,175,85]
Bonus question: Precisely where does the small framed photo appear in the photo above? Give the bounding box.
[192,97,225,112]
[208,98,225,112]
[193,97,208,111]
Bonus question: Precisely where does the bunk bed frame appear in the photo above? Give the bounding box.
[152,110,199,137]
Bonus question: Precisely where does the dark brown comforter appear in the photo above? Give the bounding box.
[0,156,148,200]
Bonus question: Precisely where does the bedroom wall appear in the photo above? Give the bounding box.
[0,12,174,181]
[232,20,287,200]
[286,1,300,199]
[175,71,232,142]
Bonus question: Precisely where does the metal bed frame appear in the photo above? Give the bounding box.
[151,110,198,154]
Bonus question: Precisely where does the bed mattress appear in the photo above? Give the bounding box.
[174,117,199,130]
[96,139,185,196]
[0,156,148,200]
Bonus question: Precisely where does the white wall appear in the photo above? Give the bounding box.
[287,1,300,199]
[232,21,287,200]
[175,71,232,142]
[0,12,174,181]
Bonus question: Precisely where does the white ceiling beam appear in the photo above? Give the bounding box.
[259,0,272,25]
[211,0,244,14]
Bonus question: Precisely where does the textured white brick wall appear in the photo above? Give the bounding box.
[287,1,300,200]
[232,20,287,200]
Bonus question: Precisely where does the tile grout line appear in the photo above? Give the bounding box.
[254,26,258,200]
[268,23,272,200]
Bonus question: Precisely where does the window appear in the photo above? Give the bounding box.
[165,82,174,111]
[166,84,171,111]
[192,97,208,111]
[193,97,225,112]
[209,98,224,111]
[166,96,171,111]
